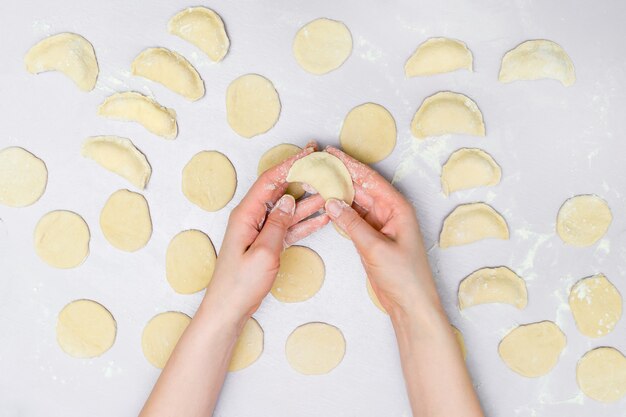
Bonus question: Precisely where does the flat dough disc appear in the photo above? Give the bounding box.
[339,103,397,164]
[285,322,346,375]
[293,18,352,75]
[569,274,622,338]
[182,151,237,212]
[34,210,90,269]
[271,246,325,303]
[142,312,191,368]
[226,74,281,138]
[557,194,612,246]
[366,278,387,313]
[57,299,116,358]
[0,147,47,207]
[258,144,305,198]
[229,318,264,372]
[577,347,626,402]
[100,189,152,252]
[166,230,216,294]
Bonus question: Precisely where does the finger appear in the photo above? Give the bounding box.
[292,194,325,225]
[249,194,296,257]
[353,183,375,212]
[285,214,330,246]
[325,198,383,251]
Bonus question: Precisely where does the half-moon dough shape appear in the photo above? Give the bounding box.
[25,32,98,91]
[226,74,281,138]
[577,347,626,402]
[440,203,509,248]
[569,274,622,338]
[458,266,527,310]
[34,210,90,269]
[339,102,397,164]
[405,37,473,77]
[271,246,325,303]
[257,143,304,199]
[168,7,229,62]
[286,152,354,204]
[411,91,485,139]
[285,322,346,375]
[182,151,237,212]
[142,311,191,368]
[557,194,612,247]
[441,148,501,195]
[229,318,264,372]
[57,299,116,358]
[166,229,216,294]
[100,189,152,252]
[0,147,47,207]
[293,18,352,75]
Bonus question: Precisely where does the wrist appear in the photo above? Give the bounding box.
[199,289,249,334]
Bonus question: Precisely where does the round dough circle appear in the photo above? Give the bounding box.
[340,103,397,164]
[229,318,264,372]
[0,147,47,207]
[577,347,626,402]
[569,274,622,338]
[57,299,116,358]
[34,210,90,269]
[271,246,325,303]
[142,311,191,368]
[293,18,353,75]
[226,74,281,138]
[285,322,346,375]
[258,144,305,199]
[366,278,387,314]
[182,151,236,211]
[557,194,612,246]
[100,189,152,252]
[166,230,216,294]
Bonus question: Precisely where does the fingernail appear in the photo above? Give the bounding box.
[274,194,295,215]
[325,198,346,217]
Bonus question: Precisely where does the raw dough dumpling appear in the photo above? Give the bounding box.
[569,274,622,338]
[97,92,178,139]
[34,210,90,269]
[258,143,305,199]
[366,278,386,314]
[441,148,501,195]
[452,326,467,359]
[100,189,152,252]
[131,47,205,101]
[498,321,566,377]
[168,6,230,62]
[411,92,485,139]
[82,136,151,189]
[499,40,575,87]
[458,266,527,310]
[339,102,397,164]
[287,152,354,204]
[25,32,98,91]
[440,203,509,248]
[577,347,626,402]
[57,299,116,358]
[226,74,281,138]
[405,38,473,77]
[293,18,352,75]
[142,311,191,368]
[229,318,264,372]
[0,147,47,207]
[166,230,216,294]
[557,194,612,247]
[271,246,325,303]
[285,322,346,375]
[182,151,236,212]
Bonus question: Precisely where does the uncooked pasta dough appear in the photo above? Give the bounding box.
[182,151,236,212]
[441,148,501,195]
[405,37,473,77]
[34,210,90,269]
[366,278,386,313]
[292,18,352,75]
[168,7,230,62]
[271,246,325,303]
[229,318,264,372]
[286,152,354,204]
[499,40,575,87]
[452,326,467,359]
[226,74,281,138]
[100,189,152,252]
[557,194,612,246]
[569,274,622,338]
[458,266,527,310]
[56,299,116,358]
[166,230,216,294]
[411,91,485,139]
[439,203,509,248]
[0,147,47,207]
[577,347,626,402]
[142,311,191,368]
[257,143,305,199]
[339,102,397,164]
[285,322,346,375]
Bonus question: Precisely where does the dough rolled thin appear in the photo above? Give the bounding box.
[286,152,354,204]
[271,246,325,303]
[439,202,509,248]
[441,148,501,195]
[569,274,622,338]
[366,278,386,314]
[57,299,116,358]
[182,151,237,212]
[226,74,281,138]
[34,210,90,269]
[142,312,191,368]
[577,347,626,402]
[100,189,152,252]
[556,194,612,247]
[0,147,47,207]
[411,91,485,139]
[285,322,346,375]
[405,37,473,77]
[166,230,216,294]
[339,102,397,164]
[458,266,527,310]
[229,318,264,371]
[257,143,305,199]
[168,6,230,62]
[452,326,467,359]
[293,18,352,75]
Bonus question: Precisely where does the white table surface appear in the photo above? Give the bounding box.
[1,0,625,416]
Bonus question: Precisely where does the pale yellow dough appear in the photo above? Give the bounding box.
[293,18,352,75]
[25,32,98,91]
[458,266,527,310]
[82,136,151,189]
[366,278,386,314]
[271,246,325,303]
[499,40,575,87]
[405,37,473,77]
[97,92,178,139]
[226,74,281,138]
[452,326,467,359]
[182,151,236,212]
[339,102,397,164]
[257,143,304,199]
[285,322,346,375]
[229,318,264,372]
[168,7,230,62]
[441,148,501,195]
[0,147,47,207]
[286,152,354,204]
[440,203,509,248]
[557,194,612,247]
[577,347,626,402]
[57,299,116,358]
[498,321,566,378]
[569,274,622,338]
[34,210,90,269]
[131,47,205,101]
[166,230,216,294]
[100,189,152,252]
[411,91,485,139]
[142,312,191,368]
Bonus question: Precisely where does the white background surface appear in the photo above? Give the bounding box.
[1,0,625,416]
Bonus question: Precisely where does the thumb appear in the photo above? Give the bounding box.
[251,194,295,257]
[325,199,381,250]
